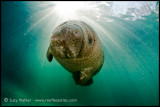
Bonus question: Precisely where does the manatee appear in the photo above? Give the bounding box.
[46,20,104,86]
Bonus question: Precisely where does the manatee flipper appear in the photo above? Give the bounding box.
[46,46,53,62]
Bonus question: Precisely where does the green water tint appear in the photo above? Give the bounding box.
[1,1,159,106]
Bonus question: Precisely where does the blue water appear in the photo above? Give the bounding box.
[1,1,159,106]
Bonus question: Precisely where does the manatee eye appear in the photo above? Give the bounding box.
[88,38,92,44]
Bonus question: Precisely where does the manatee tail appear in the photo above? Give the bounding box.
[46,46,53,62]
[72,67,93,86]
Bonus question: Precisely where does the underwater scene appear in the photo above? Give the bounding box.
[1,1,159,106]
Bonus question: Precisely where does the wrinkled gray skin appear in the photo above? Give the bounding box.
[46,20,104,86]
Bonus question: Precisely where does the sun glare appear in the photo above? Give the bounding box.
[54,2,89,18]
